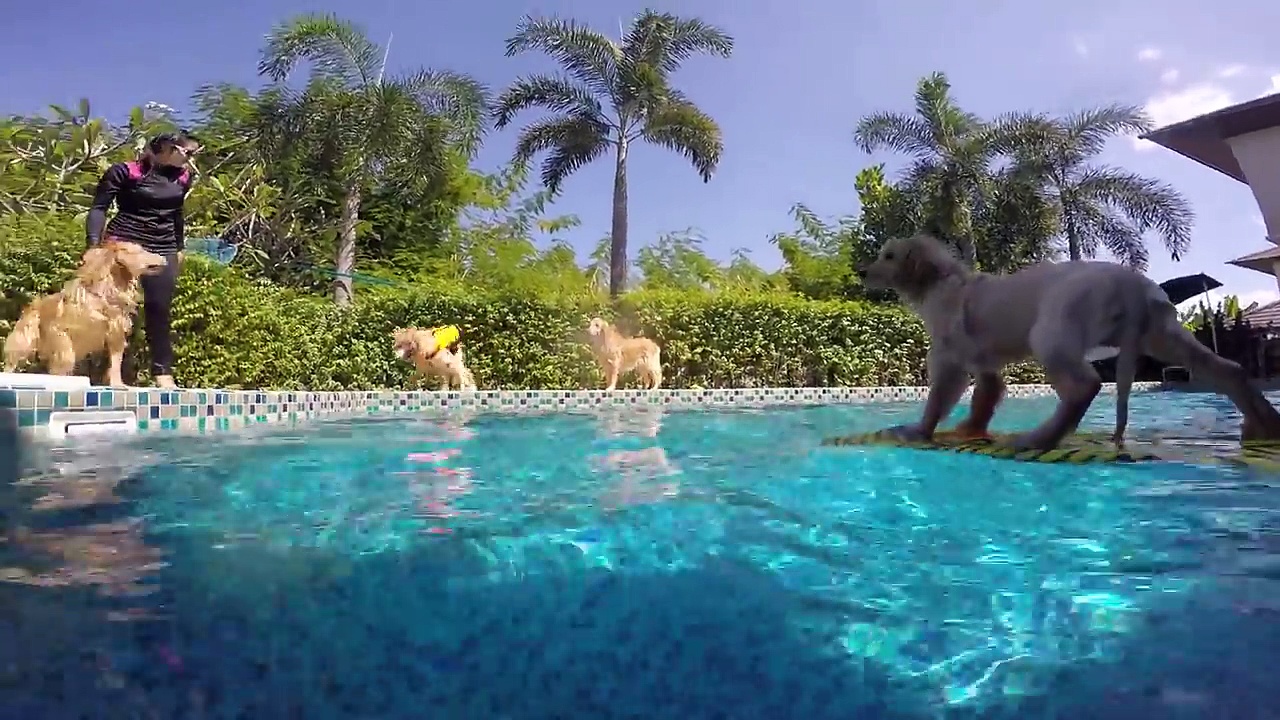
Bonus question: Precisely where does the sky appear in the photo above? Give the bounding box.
[4,0,1279,309]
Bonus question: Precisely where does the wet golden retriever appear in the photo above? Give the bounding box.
[391,326,477,391]
[585,317,662,390]
[861,233,1280,450]
[3,240,169,387]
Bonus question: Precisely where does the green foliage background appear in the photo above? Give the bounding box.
[4,212,992,389]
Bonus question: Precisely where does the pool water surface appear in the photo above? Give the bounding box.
[3,391,1280,719]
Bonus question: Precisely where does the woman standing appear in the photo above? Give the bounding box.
[85,131,200,389]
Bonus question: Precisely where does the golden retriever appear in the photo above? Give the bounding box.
[585,317,662,390]
[391,326,477,391]
[3,240,169,387]
[861,233,1280,450]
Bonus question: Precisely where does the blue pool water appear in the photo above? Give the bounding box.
[3,392,1280,719]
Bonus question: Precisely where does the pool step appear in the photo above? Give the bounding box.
[47,410,137,438]
[0,372,91,390]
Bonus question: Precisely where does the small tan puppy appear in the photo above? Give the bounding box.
[862,234,1280,450]
[585,317,662,390]
[391,327,477,391]
[4,241,170,387]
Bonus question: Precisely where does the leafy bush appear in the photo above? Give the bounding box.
[1,213,1044,389]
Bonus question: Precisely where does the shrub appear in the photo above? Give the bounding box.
[1,212,1045,389]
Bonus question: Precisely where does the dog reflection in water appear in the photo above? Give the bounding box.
[402,448,473,532]
[593,408,680,509]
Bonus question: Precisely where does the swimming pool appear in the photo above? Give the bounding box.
[3,391,1280,719]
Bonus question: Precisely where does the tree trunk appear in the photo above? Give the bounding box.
[1064,215,1082,261]
[938,181,976,266]
[608,139,629,298]
[334,184,359,307]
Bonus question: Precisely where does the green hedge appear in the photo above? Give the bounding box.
[1,212,1045,390]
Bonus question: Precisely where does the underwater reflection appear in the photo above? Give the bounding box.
[593,408,681,509]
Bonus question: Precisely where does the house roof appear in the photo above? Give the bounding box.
[1244,299,1280,328]
[1140,92,1280,183]
[1227,244,1280,274]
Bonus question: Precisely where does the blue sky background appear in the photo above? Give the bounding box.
[4,0,1278,307]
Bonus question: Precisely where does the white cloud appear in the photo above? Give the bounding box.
[1134,66,1280,150]
[1137,46,1163,62]
[1145,83,1235,126]
[1072,37,1090,58]
[1133,83,1235,150]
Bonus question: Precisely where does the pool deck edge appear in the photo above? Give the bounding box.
[0,382,1173,439]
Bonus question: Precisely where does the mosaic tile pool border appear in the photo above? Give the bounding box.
[1,382,1166,438]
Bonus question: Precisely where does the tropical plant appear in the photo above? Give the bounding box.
[1009,105,1194,269]
[257,13,490,306]
[1180,294,1249,331]
[634,229,725,291]
[970,166,1062,273]
[855,73,1005,264]
[854,164,915,248]
[422,163,597,297]
[492,11,734,298]
[770,204,864,301]
[0,100,172,216]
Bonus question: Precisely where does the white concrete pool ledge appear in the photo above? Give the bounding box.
[0,382,1170,439]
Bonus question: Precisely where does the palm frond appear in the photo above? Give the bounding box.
[397,69,491,152]
[505,16,620,97]
[621,11,734,73]
[1075,202,1149,269]
[913,72,983,146]
[854,112,935,157]
[1075,166,1194,260]
[1060,104,1151,158]
[258,13,382,88]
[361,83,423,149]
[614,61,674,122]
[512,113,611,194]
[898,158,943,194]
[492,75,606,130]
[641,101,722,181]
[984,111,1054,159]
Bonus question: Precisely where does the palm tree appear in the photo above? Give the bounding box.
[493,12,733,298]
[1011,105,1193,269]
[854,72,1045,267]
[258,13,489,306]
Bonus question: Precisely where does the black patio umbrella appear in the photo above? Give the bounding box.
[1160,273,1223,305]
[1160,272,1224,353]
